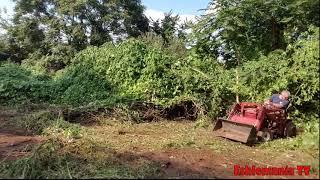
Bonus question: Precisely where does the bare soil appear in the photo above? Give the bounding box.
[0,107,43,161]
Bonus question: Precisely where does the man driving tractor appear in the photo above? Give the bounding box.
[264,90,290,109]
[213,90,296,144]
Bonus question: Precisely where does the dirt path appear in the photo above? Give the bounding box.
[138,149,318,179]
[0,132,42,161]
[0,107,43,161]
[141,149,231,178]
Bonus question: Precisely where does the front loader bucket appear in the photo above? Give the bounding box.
[213,118,257,144]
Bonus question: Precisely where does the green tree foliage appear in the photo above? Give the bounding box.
[149,11,190,46]
[0,34,10,61]
[160,12,179,45]
[177,49,232,117]
[230,26,319,121]
[139,32,188,62]
[193,0,319,67]
[2,0,149,63]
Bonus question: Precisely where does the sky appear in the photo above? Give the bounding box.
[142,0,210,22]
[0,0,210,22]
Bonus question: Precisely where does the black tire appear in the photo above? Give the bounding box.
[284,121,297,138]
[258,128,273,142]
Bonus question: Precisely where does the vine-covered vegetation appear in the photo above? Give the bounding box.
[0,0,319,178]
[0,0,319,150]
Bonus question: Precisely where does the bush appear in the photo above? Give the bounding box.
[62,39,234,119]
[54,63,114,106]
[231,26,319,122]
[69,39,185,106]
[21,45,76,75]
[0,63,55,104]
[1,27,318,123]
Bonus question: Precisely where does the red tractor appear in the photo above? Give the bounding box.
[213,102,297,144]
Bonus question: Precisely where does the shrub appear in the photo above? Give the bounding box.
[1,27,318,123]
[231,26,319,122]
[0,63,55,104]
[54,63,114,106]
[69,39,186,106]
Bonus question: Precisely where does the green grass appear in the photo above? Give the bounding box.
[164,140,196,149]
[257,120,319,158]
[0,108,163,179]
[0,137,161,179]
[0,108,83,139]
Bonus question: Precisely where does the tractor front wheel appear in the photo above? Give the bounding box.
[258,128,273,142]
[284,121,297,138]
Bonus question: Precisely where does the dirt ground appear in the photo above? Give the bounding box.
[0,107,319,179]
[0,107,42,161]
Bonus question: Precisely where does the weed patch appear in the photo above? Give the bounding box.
[0,137,162,179]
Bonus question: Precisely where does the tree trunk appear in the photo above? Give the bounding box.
[236,69,240,103]
[235,48,241,103]
[271,17,284,51]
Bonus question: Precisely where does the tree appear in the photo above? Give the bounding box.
[2,0,150,63]
[161,11,179,45]
[192,0,320,68]
[150,11,180,46]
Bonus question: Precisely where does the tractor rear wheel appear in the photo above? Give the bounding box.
[258,128,273,142]
[284,121,297,138]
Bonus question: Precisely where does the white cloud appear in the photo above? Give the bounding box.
[205,3,218,15]
[179,14,197,23]
[144,9,197,24]
[0,1,14,34]
[144,9,165,21]
[0,0,15,17]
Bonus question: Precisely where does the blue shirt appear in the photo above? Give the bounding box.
[270,94,289,108]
